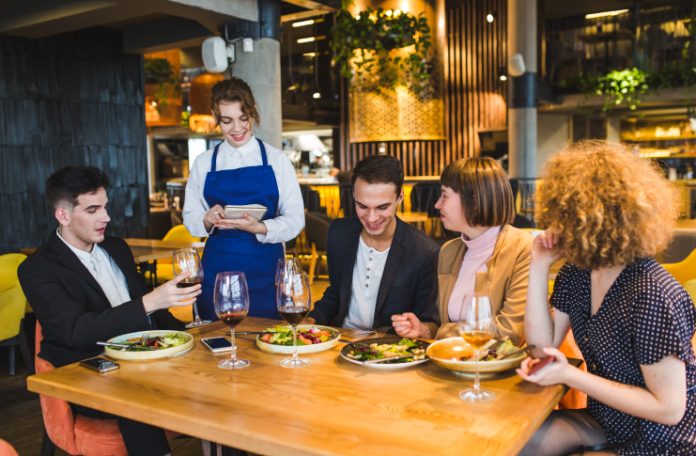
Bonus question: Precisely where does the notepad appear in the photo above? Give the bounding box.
[223,204,267,221]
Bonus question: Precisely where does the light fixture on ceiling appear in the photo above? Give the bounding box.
[312,92,321,99]
[297,36,316,44]
[486,13,494,23]
[292,19,315,28]
[585,9,629,20]
[498,68,507,82]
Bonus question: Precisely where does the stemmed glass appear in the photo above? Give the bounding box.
[172,248,211,328]
[275,257,301,286]
[213,271,250,369]
[276,264,311,368]
[458,295,497,402]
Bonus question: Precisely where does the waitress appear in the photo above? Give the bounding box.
[183,77,304,320]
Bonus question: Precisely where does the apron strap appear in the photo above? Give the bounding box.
[210,142,222,172]
[257,138,268,167]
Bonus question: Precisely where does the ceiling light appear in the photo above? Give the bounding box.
[585,9,629,20]
[312,92,321,99]
[296,37,316,44]
[292,19,315,28]
[499,74,507,82]
[303,52,317,58]
[486,13,494,23]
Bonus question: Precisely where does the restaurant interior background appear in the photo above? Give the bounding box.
[1,0,695,253]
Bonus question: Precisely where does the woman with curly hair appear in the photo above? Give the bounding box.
[391,157,531,345]
[519,141,696,455]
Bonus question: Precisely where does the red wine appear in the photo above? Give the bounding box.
[278,306,310,325]
[219,311,246,328]
[177,279,202,288]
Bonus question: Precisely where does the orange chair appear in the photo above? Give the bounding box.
[557,329,587,409]
[662,247,696,285]
[34,322,128,456]
[0,439,19,456]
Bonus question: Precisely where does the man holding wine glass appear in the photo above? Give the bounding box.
[307,155,440,336]
[19,166,201,455]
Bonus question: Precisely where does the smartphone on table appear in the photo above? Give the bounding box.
[201,336,233,353]
[80,357,119,373]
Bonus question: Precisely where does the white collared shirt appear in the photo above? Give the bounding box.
[56,229,131,308]
[343,237,390,330]
[182,136,305,243]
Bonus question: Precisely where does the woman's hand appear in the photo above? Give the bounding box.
[142,273,202,313]
[516,347,572,386]
[214,214,268,235]
[531,230,561,267]
[203,204,225,231]
[391,312,431,339]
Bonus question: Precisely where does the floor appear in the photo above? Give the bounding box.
[0,278,331,455]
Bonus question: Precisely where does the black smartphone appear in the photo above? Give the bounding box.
[201,336,233,353]
[80,357,119,373]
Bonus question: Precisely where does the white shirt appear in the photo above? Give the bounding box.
[56,229,131,308]
[183,136,305,243]
[343,237,390,330]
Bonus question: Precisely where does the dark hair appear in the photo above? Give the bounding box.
[351,155,404,195]
[211,77,260,125]
[440,157,514,227]
[46,166,110,208]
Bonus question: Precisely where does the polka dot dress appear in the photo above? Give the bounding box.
[552,258,696,455]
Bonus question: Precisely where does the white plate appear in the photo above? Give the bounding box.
[340,337,430,370]
[224,204,267,221]
[104,330,194,361]
[255,325,340,355]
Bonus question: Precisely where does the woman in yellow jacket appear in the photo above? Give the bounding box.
[391,157,531,346]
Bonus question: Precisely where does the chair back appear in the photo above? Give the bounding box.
[299,185,323,213]
[34,322,127,456]
[0,254,27,341]
[410,183,441,217]
[305,212,331,251]
[162,224,198,243]
[339,183,355,217]
[662,247,696,285]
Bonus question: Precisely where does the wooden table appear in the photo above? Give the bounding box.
[27,318,566,456]
[123,238,204,263]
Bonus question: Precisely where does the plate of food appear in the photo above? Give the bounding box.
[340,337,430,370]
[255,325,340,355]
[426,337,526,378]
[103,330,194,360]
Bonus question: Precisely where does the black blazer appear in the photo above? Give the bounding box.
[18,233,184,367]
[309,217,440,333]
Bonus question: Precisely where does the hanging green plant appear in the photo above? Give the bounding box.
[593,68,649,111]
[331,6,433,97]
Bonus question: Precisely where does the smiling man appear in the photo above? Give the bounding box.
[308,155,440,335]
[19,166,199,455]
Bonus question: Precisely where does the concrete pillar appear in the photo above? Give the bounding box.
[231,38,282,148]
[507,0,537,179]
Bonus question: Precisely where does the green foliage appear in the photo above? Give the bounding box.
[144,59,176,84]
[592,68,649,111]
[331,7,434,96]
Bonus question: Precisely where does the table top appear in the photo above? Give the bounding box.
[27,318,565,456]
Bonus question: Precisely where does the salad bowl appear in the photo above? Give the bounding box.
[255,325,340,355]
[340,336,430,370]
[427,337,526,378]
[104,330,193,361]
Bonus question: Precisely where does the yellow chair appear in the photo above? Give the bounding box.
[662,248,696,285]
[0,253,33,375]
[154,225,199,324]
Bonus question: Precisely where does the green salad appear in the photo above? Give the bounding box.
[259,326,338,346]
[113,333,188,351]
[347,338,427,363]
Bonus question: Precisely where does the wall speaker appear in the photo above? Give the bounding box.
[202,36,230,73]
[508,53,526,77]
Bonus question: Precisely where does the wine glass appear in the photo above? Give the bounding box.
[276,265,311,368]
[213,271,250,369]
[275,257,300,286]
[172,248,211,328]
[457,295,497,402]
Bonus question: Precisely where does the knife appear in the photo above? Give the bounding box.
[96,341,155,350]
[233,331,274,336]
[363,355,418,364]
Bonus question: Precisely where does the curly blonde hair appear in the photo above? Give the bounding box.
[536,140,680,269]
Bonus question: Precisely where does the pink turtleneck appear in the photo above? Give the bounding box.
[447,225,501,322]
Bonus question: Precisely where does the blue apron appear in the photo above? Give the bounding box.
[198,139,283,320]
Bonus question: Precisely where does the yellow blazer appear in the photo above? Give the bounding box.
[435,225,532,346]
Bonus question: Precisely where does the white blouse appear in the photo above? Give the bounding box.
[183,136,305,243]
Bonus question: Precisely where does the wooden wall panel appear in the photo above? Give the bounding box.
[0,28,148,253]
[340,0,508,176]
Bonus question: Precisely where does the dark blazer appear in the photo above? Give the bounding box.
[18,233,184,367]
[309,217,440,333]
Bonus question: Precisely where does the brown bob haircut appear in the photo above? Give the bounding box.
[440,157,515,227]
[211,77,260,125]
[352,155,404,196]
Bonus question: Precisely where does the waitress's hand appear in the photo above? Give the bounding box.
[203,205,225,231]
[214,214,268,235]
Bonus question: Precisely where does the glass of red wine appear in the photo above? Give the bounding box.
[276,264,311,368]
[213,271,250,369]
[172,248,211,329]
